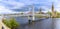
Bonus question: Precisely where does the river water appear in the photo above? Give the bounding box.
[5,16,60,29]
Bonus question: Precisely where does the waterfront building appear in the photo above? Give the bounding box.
[51,3,57,17]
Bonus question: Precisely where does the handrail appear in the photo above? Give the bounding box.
[0,20,10,29]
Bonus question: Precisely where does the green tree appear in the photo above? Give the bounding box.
[39,8,42,14]
[2,17,19,29]
[47,11,52,16]
[21,12,24,15]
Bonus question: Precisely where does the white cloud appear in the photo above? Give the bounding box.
[40,0,60,12]
[0,0,60,13]
[0,0,2,1]
[53,0,60,12]
[0,0,25,9]
[0,6,17,14]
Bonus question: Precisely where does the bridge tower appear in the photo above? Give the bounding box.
[32,5,35,21]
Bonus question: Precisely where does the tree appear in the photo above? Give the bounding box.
[2,17,19,29]
[21,12,24,15]
[39,8,42,14]
[47,11,52,18]
[47,11,52,16]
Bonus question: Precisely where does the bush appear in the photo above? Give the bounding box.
[2,17,19,29]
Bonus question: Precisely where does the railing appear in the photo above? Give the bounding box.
[0,19,10,29]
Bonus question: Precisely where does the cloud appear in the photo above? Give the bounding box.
[41,6,51,12]
[0,0,60,13]
[0,5,17,14]
[0,0,25,9]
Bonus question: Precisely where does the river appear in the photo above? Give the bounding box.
[5,16,60,29]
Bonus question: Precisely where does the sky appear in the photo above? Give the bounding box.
[0,0,60,14]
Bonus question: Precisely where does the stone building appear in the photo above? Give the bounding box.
[51,3,57,17]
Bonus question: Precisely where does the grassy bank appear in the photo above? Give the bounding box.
[35,14,49,18]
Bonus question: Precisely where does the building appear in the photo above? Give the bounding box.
[51,3,57,17]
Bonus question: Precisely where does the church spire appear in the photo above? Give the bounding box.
[51,3,55,17]
[52,3,54,12]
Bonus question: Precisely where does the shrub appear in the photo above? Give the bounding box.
[2,17,19,29]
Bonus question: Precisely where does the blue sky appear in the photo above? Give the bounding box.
[0,0,60,14]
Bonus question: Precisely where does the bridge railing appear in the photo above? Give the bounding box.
[0,17,10,29]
